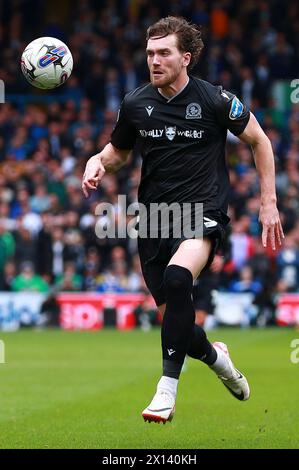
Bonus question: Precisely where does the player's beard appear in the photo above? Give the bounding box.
[150,64,182,89]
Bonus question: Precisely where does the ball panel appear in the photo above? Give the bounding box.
[21,37,73,90]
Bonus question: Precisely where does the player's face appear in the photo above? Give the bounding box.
[146,34,190,88]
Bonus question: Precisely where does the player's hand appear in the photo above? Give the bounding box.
[259,202,284,250]
[210,254,224,273]
[82,155,105,198]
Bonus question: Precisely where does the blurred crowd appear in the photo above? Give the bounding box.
[0,0,299,309]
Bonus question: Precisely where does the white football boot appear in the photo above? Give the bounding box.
[212,341,250,401]
[142,389,176,424]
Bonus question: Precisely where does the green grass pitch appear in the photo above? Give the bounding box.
[0,328,298,449]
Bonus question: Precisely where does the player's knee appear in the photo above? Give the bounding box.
[164,265,193,298]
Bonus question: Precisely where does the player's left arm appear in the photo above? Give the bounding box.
[238,112,284,250]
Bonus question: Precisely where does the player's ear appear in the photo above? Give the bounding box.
[182,52,191,67]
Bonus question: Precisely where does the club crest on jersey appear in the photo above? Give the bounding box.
[165,126,176,141]
[229,96,244,120]
[185,102,201,119]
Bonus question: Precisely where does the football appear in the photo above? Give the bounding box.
[21,37,73,89]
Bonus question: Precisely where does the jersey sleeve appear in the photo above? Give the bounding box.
[214,87,250,136]
[110,97,138,150]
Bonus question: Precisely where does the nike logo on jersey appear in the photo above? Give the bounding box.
[167,349,176,356]
[203,217,218,228]
[145,106,154,116]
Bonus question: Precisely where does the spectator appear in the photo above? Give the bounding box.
[82,247,102,291]
[55,261,82,291]
[230,217,255,270]
[229,265,263,294]
[0,259,17,291]
[96,261,128,293]
[248,238,273,286]
[30,184,51,213]
[14,226,36,267]
[0,220,15,271]
[276,235,299,292]
[12,261,49,292]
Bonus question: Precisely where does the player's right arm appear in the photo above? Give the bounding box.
[82,143,130,198]
[82,94,137,198]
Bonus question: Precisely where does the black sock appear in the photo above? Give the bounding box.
[162,265,195,379]
[187,324,217,365]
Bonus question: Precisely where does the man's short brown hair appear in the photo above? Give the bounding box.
[146,16,204,70]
